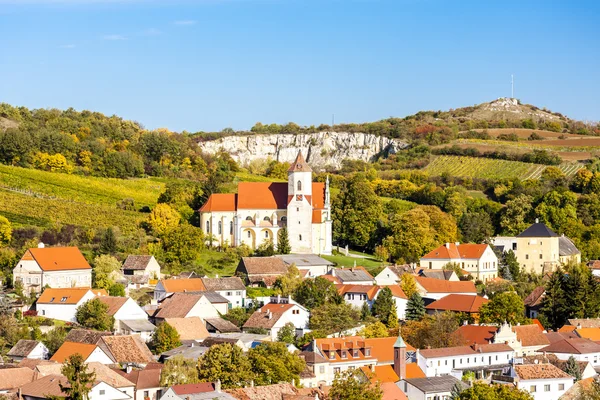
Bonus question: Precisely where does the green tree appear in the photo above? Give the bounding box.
[535,191,578,233]
[293,277,342,310]
[372,287,397,328]
[479,291,526,325]
[401,312,464,350]
[361,302,371,320]
[332,174,383,248]
[197,343,253,389]
[458,382,533,400]
[309,302,360,335]
[276,322,296,344]
[247,342,305,386]
[60,354,96,400]
[500,195,533,235]
[160,355,200,387]
[329,369,383,400]
[358,321,389,338]
[0,216,12,245]
[223,307,251,328]
[273,264,302,296]
[400,274,418,298]
[501,250,520,281]
[406,292,426,321]
[108,283,126,297]
[75,298,115,331]
[459,211,494,244]
[276,226,291,254]
[254,238,275,256]
[43,326,67,356]
[92,255,121,290]
[149,322,181,354]
[161,223,204,265]
[565,355,582,381]
[539,268,567,331]
[147,203,181,236]
[99,227,117,254]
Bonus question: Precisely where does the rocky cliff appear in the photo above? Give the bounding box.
[198,132,408,170]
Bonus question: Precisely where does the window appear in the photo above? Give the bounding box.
[544,385,550,392]
[437,361,440,366]
[230,221,233,235]
[60,297,68,302]
[296,207,299,212]
[530,386,536,393]
[247,231,251,238]
[540,254,543,259]
[206,221,210,233]
[40,310,45,316]
[264,216,271,222]
[281,216,287,222]
[246,216,253,220]
[264,231,269,238]
[297,180,302,191]
[445,360,447,365]
[99,390,105,395]
[460,359,463,364]
[319,366,325,374]
[330,352,335,360]
[429,262,432,269]
[341,351,347,359]
[525,254,529,260]
[365,349,371,356]
[354,350,359,357]
[495,355,498,361]
[299,234,302,241]
[236,291,242,296]
[50,297,55,302]
[144,391,149,398]
[218,221,222,235]
[333,367,340,375]
[226,291,232,296]
[512,243,517,250]
[293,309,299,314]
[559,384,565,391]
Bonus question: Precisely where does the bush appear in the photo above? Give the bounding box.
[528,132,544,141]
[497,133,519,142]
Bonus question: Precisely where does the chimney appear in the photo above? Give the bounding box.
[250,380,254,388]
[191,342,195,347]
[455,242,460,246]
[535,218,539,223]
[126,364,133,374]
[370,364,375,372]
[463,320,468,326]
[267,310,272,320]
[277,294,281,303]
[445,243,450,249]
[37,242,45,248]
[215,379,221,393]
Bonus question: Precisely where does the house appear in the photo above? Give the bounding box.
[36,287,108,322]
[153,278,206,301]
[524,286,545,319]
[399,375,467,400]
[199,151,333,255]
[161,382,234,400]
[414,276,477,301]
[425,294,488,321]
[454,324,498,345]
[97,296,153,339]
[524,354,597,381]
[19,374,132,400]
[587,260,600,277]
[539,338,600,367]
[275,254,334,277]
[160,343,209,362]
[164,317,210,341]
[113,364,164,400]
[493,221,581,274]
[417,343,514,379]
[327,267,375,285]
[0,368,37,393]
[508,324,550,356]
[64,328,112,344]
[13,246,92,294]
[419,242,498,282]
[50,341,114,364]
[242,302,309,339]
[566,318,600,329]
[493,364,575,400]
[337,285,408,320]
[7,340,49,362]
[200,276,246,309]
[374,265,413,286]
[119,319,157,343]
[101,335,155,366]
[235,257,289,287]
[204,318,241,334]
[121,255,161,289]
[298,351,330,388]
[153,292,229,322]
[416,269,460,281]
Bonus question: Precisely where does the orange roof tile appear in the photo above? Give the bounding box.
[454,325,498,345]
[50,342,97,362]
[381,382,408,400]
[575,328,600,341]
[237,182,288,209]
[311,183,325,209]
[381,285,408,300]
[337,285,380,300]
[421,243,489,260]
[406,363,426,379]
[96,296,128,315]
[160,278,206,293]
[360,365,399,383]
[512,324,550,347]
[38,288,105,305]
[312,209,322,223]
[199,193,237,212]
[425,294,488,313]
[559,325,577,333]
[415,276,477,294]
[26,247,91,271]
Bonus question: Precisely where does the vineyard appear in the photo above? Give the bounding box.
[425,156,583,180]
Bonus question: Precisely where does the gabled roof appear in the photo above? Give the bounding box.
[546,331,579,343]
[122,255,154,271]
[155,293,204,319]
[421,243,489,260]
[337,284,379,300]
[80,362,135,388]
[19,374,69,398]
[332,267,374,283]
[50,341,98,362]
[238,182,288,210]
[24,246,91,271]
[415,276,477,294]
[360,365,398,383]
[417,269,456,280]
[7,339,43,357]
[382,382,408,400]
[243,303,295,329]
[517,222,559,238]
[454,325,497,345]
[406,363,426,379]
[113,365,162,390]
[205,317,242,333]
[568,318,600,328]
[96,296,129,316]
[172,383,216,395]
[164,317,210,341]
[512,324,549,347]
[0,367,36,391]
[514,363,572,380]
[65,328,112,344]
[404,376,467,393]
[559,236,581,256]
[38,287,106,305]
[524,286,545,308]
[425,294,488,313]
[276,254,334,267]
[540,338,600,354]
[240,257,288,275]
[288,151,312,172]
[199,193,237,212]
[575,328,600,341]
[201,277,246,291]
[120,319,156,332]
[101,335,154,364]
[159,278,206,293]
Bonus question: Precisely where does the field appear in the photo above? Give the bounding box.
[425,155,583,180]
[322,251,386,276]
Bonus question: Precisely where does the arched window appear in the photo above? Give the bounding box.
[281,216,287,222]
[263,216,271,222]
[218,221,222,235]
[247,231,251,238]
[297,180,302,191]
[205,221,210,233]
[265,231,269,238]
[230,221,233,235]
[299,234,302,241]
[246,216,253,220]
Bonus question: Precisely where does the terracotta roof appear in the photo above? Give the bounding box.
[540,338,600,354]
[288,151,312,172]
[96,296,129,316]
[417,269,456,280]
[360,365,399,383]
[406,363,426,379]
[101,335,154,364]
[524,286,545,307]
[546,331,579,343]
[387,264,413,277]
[559,325,577,333]
[315,336,409,364]
[243,303,295,329]
[381,382,408,400]
[81,362,134,388]
[225,383,297,400]
[171,382,216,395]
[0,367,36,391]
[159,278,206,293]
[337,284,380,300]
[426,294,488,313]
[24,246,91,271]
[51,341,98,362]
[201,277,245,291]
[155,293,204,319]
[514,363,572,380]
[18,359,57,370]
[380,285,408,300]
[415,276,477,294]
[19,374,69,398]
[518,222,559,238]
[454,325,497,345]
[240,257,288,275]
[38,288,106,305]
[299,351,328,364]
[568,318,600,328]
[319,274,341,284]
[575,328,600,341]
[65,329,112,344]
[205,317,241,333]
[420,343,512,358]
[311,183,325,209]
[113,365,162,389]
[7,339,42,357]
[164,317,210,341]
[422,243,489,260]
[512,324,550,347]
[332,267,374,283]
[588,260,600,270]
[122,255,154,271]
[237,182,288,210]
[199,193,237,212]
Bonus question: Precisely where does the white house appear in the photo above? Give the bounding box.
[7,340,49,362]
[201,277,246,309]
[414,276,477,301]
[153,278,206,301]
[50,341,114,365]
[96,296,155,341]
[374,265,413,286]
[275,254,335,278]
[539,338,600,367]
[242,302,310,340]
[328,267,375,285]
[113,365,164,400]
[159,382,232,400]
[400,376,467,400]
[36,287,107,322]
[121,255,161,289]
[493,322,550,357]
[154,292,229,322]
[20,374,132,400]
[417,343,514,379]
[495,364,574,400]
[13,246,92,294]
[420,243,498,283]
[338,285,408,320]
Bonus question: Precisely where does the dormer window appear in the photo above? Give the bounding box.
[365,348,371,357]
[353,350,359,357]
[341,350,347,359]
[329,352,335,360]
[50,297,55,302]
[297,180,302,191]
[60,297,68,302]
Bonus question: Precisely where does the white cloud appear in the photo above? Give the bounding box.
[141,28,161,36]
[103,34,127,40]
[174,20,197,26]
[59,44,76,48]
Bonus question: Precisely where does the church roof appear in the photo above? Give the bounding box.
[517,223,559,238]
[288,151,312,172]
[199,193,237,212]
[238,182,288,209]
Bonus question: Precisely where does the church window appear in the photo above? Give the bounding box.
[263,216,271,222]
[230,221,233,235]
[299,234,302,241]
[206,221,210,233]
[218,221,222,235]
[246,216,253,220]
[247,231,251,238]
[297,180,302,191]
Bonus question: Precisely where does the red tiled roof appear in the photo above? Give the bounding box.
[524,286,545,307]
[288,151,312,172]
[415,276,477,294]
[159,278,206,293]
[454,325,498,345]
[0,368,36,391]
[25,247,91,271]
[514,364,572,380]
[512,324,550,347]
[238,182,288,209]
[172,383,215,395]
[421,243,490,260]
[406,363,426,379]
[38,288,106,305]
[381,382,408,400]
[50,342,98,362]
[96,296,128,316]
[540,338,600,354]
[381,285,408,300]
[426,294,488,313]
[199,193,237,212]
[337,285,380,300]
[360,365,399,383]
[243,303,296,329]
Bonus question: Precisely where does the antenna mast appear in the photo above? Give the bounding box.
[511,74,514,99]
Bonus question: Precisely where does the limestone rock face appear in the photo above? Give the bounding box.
[198,132,408,170]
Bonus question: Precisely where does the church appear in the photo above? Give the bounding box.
[199,151,333,255]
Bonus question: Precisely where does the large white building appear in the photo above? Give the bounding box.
[200,151,333,255]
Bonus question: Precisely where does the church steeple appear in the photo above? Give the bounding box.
[288,150,312,173]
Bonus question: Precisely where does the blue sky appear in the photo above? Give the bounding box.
[0,0,598,132]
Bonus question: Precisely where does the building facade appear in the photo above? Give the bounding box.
[419,243,498,282]
[200,152,333,255]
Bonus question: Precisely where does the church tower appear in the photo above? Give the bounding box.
[287,151,313,253]
[393,334,407,380]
